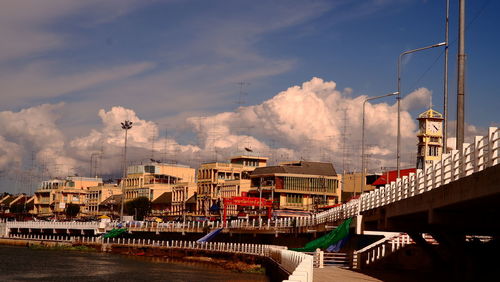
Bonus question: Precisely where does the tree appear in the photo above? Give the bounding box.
[65,203,80,219]
[125,197,151,221]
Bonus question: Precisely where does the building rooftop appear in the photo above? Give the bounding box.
[417,108,444,119]
[252,161,337,176]
[100,194,123,206]
[152,192,172,204]
[371,168,417,186]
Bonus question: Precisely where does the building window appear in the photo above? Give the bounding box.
[286,194,302,205]
[428,146,439,156]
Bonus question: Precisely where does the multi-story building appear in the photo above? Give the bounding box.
[122,163,196,202]
[34,177,103,217]
[196,155,268,216]
[85,183,121,216]
[340,172,377,202]
[248,161,341,212]
[170,182,197,216]
[0,194,34,214]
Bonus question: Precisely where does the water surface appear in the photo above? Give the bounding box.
[0,245,269,282]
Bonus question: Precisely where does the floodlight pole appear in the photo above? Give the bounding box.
[361,92,398,200]
[397,42,446,178]
[119,120,133,222]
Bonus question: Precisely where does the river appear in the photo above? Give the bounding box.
[0,245,269,281]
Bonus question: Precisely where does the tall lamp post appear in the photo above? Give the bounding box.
[397,42,446,178]
[361,92,398,199]
[119,120,133,222]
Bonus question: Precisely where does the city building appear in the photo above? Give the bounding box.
[34,177,103,217]
[248,161,341,212]
[196,155,268,216]
[171,182,197,216]
[340,172,377,202]
[122,163,196,202]
[416,108,444,170]
[85,183,121,216]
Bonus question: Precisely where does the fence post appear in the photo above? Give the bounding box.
[316,248,324,268]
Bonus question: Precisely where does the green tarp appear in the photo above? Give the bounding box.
[103,228,127,239]
[291,217,352,252]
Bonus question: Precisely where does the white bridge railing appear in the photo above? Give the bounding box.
[352,233,437,269]
[316,127,500,224]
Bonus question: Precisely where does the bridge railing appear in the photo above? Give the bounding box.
[271,248,313,282]
[352,233,438,269]
[316,127,499,223]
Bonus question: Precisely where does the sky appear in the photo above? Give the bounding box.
[1,0,499,194]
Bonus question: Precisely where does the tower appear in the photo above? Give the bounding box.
[416,108,444,170]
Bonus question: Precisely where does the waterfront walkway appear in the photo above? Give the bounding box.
[314,267,381,282]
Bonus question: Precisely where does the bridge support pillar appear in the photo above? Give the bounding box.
[431,231,471,281]
[408,232,444,268]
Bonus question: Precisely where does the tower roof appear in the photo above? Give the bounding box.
[417,108,443,120]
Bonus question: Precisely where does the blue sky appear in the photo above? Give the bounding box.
[0,0,499,193]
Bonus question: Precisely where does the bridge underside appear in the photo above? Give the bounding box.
[360,164,500,235]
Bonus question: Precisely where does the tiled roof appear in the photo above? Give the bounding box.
[100,194,123,205]
[251,161,337,176]
[372,168,417,186]
[418,108,443,119]
[186,194,196,204]
[152,192,172,204]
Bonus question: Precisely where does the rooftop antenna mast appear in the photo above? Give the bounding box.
[97,144,104,178]
[150,129,156,160]
[236,81,250,108]
[163,127,168,162]
[339,107,351,172]
[235,81,250,154]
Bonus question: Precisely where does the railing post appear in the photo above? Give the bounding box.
[489,127,499,166]
[316,248,324,268]
[474,136,482,172]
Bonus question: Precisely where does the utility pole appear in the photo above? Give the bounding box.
[443,0,450,153]
[456,0,466,151]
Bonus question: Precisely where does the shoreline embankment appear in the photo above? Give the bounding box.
[0,238,286,280]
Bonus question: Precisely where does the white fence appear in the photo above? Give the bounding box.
[5,221,99,230]
[5,233,313,282]
[316,127,500,224]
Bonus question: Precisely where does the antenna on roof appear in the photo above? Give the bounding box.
[235,81,250,108]
[150,128,156,160]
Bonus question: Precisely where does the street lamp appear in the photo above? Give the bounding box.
[361,92,398,197]
[119,120,133,222]
[396,42,446,178]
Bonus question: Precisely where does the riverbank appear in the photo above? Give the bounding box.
[0,238,267,275]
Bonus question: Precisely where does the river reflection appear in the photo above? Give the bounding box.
[0,245,269,282]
